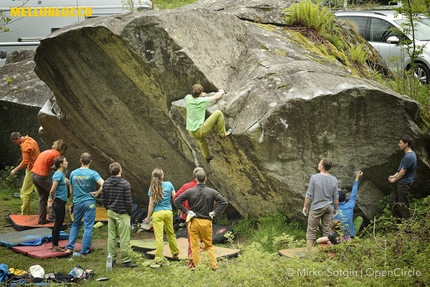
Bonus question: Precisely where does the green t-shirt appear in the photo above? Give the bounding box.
[185,94,211,131]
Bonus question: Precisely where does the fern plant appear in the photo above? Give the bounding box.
[349,44,368,65]
[284,0,337,38]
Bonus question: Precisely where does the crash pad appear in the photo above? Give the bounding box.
[70,207,108,223]
[174,225,232,244]
[129,239,166,252]
[12,240,85,259]
[146,237,240,260]
[0,228,66,248]
[278,247,316,258]
[7,214,66,231]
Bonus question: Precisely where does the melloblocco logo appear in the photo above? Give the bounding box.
[10,7,93,17]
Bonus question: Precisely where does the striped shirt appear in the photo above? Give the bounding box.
[101,176,132,215]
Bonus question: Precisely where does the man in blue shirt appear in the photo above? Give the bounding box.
[388,135,417,220]
[65,153,104,256]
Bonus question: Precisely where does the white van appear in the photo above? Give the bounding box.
[0,0,151,65]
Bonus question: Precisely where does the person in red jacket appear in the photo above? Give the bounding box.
[10,132,40,215]
[173,167,204,268]
[31,139,68,225]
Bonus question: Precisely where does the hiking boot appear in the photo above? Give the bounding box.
[205,156,214,163]
[220,128,232,140]
[121,262,137,268]
[172,253,179,260]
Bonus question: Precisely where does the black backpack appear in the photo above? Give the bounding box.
[130,204,146,225]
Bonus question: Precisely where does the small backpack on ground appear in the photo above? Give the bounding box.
[130,204,147,226]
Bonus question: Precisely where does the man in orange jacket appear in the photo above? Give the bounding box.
[10,132,40,215]
[32,139,68,224]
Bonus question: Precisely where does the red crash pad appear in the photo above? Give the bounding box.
[12,240,91,259]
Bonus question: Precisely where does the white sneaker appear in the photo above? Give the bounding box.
[140,220,152,231]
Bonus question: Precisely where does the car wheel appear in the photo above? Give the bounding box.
[407,62,430,85]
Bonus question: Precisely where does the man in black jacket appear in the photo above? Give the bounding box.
[174,170,228,270]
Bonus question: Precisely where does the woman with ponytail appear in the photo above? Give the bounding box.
[49,156,69,252]
[144,168,179,267]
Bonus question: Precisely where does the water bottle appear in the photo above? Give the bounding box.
[106,253,112,272]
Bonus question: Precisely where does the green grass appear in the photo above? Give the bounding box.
[153,0,196,9]
[1,169,430,286]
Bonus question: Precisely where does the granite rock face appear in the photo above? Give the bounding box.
[2,0,428,222]
[0,49,51,170]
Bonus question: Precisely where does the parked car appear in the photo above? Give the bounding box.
[335,10,430,84]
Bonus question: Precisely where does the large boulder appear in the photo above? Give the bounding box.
[0,49,50,171]
[3,0,426,222]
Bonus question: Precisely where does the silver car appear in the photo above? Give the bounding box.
[335,10,430,84]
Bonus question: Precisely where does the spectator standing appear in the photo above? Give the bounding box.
[173,167,204,268]
[10,132,40,215]
[101,162,136,268]
[144,168,179,267]
[31,139,67,224]
[65,153,103,256]
[388,135,417,220]
[174,170,228,270]
[49,156,69,252]
[303,158,339,246]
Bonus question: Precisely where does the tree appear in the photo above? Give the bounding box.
[0,10,12,33]
[121,0,153,12]
[393,1,429,100]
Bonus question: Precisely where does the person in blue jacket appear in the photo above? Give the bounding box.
[333,171,363,237]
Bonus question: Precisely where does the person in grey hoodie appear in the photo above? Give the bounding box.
[101,162,136,268]
[303,158,339,246]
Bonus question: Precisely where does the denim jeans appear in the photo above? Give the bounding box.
[66,200,96,254]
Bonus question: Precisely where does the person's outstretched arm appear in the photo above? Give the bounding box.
[348,171,363,207]
[209,89,225,103]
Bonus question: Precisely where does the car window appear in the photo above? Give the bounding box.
[368,18,397,42]
[338,16,369,40]
[394,17,430,41]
